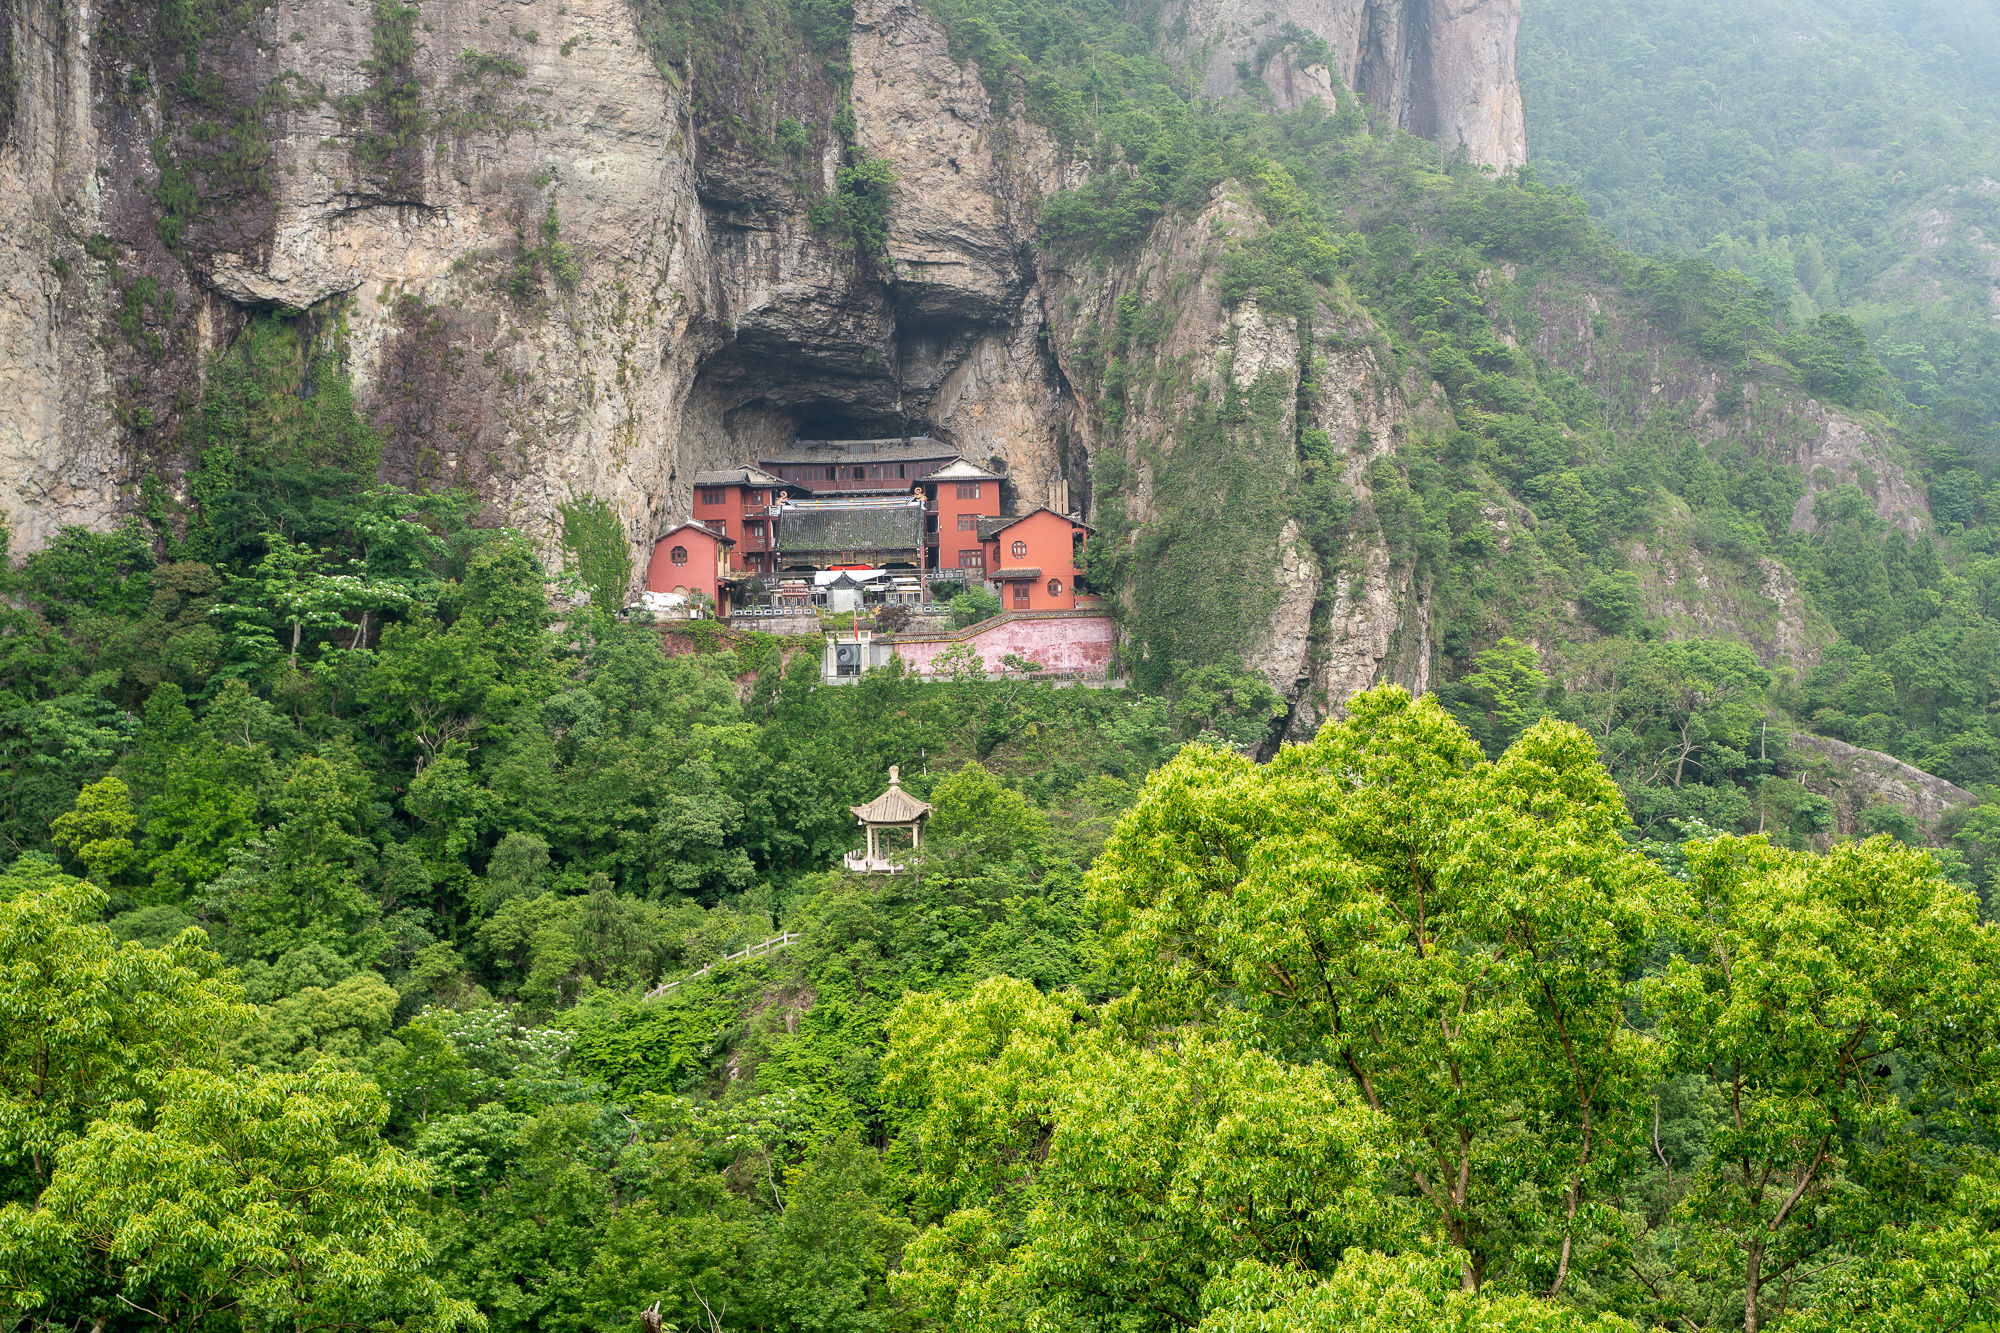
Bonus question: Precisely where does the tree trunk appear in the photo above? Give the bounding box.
[290,619,302,669]
[1744,1239,1764,1333]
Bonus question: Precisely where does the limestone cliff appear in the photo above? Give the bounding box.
[8,0,1921,755]
[1161,0,1527,169]
[0,0,1488,717]
[0,0,1520,556]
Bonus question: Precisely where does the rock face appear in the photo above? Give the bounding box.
[0,0,127,549]
[0,0,1491,723]
[1161,0,1527,169]
[1787,731,1976,840]
[1532,281,1930,540]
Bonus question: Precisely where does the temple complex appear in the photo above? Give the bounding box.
[642,436,1089,616]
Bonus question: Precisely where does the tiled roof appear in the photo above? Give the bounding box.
[778,502,924,553]
[976,506,1095,541]
[851,770,932,823]
[763,436,959,465]
[656,520,733,544]
[925,458,1003,482]
[692,464,794,489]
[989,567,1042,580]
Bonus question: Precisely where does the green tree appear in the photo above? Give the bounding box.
[1087,687,1674,1294]
[200,752,383,965]
[213,532,413,672]
[1199,1252,1637,1332]
[361,616,503,772]
[0,868,244,1209]
[16,1064,479,1333]
[122,684,274,904]
[1649,834,1984,1333]
[1448,637,1549,754]
[949,587,1002,628]
[886,978,1401,1332]
[1577,570,1643,635]
[48,776,138,887]
[1623,639,1768,789]
[762,1129,913,1333]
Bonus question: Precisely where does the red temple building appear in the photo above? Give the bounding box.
[921,458,1004,579]
[643,521,735,614]
[758,437,960,495]
[689,465,807,578]
[642,437,1092,619]
[978,508,1093,611]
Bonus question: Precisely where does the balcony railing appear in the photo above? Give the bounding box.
[785,476,924,495]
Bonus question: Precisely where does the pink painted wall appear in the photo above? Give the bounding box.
[891,613,1115,678]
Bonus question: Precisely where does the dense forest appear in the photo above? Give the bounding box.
[1521,0,2000,427]
[10,0,2000,1330]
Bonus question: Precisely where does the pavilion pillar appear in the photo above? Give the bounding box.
[867,826,879,863]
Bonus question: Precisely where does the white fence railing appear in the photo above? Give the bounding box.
[644,931,801,999]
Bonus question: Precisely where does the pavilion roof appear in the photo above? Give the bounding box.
[851,768,931,823]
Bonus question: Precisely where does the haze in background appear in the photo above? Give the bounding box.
[1521,0,2000,425]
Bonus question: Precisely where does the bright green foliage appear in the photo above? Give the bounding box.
[1648,835,1985,1331]
[948,586,1002,627]
[1772,1168,2000,1333]
[1199,1252,1637,1333]
[48,777,138,887]
[558,498,633,612]
[0,871,243,1209]
[226,972,403,1072]
[18,1064,479,1333]
[1445,636,1548,755]
[1089,687,1676,1295]
[887,978,1401,1332]
[361,614,507,770]
[19,523,157,626]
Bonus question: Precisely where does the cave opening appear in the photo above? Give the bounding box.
[790,409,932,442]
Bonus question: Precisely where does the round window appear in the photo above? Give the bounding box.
[670,545,689,566]
[1047,578,1062,595]
[1012,540,1027,558]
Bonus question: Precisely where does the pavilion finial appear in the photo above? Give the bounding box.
[889,764,900,786]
